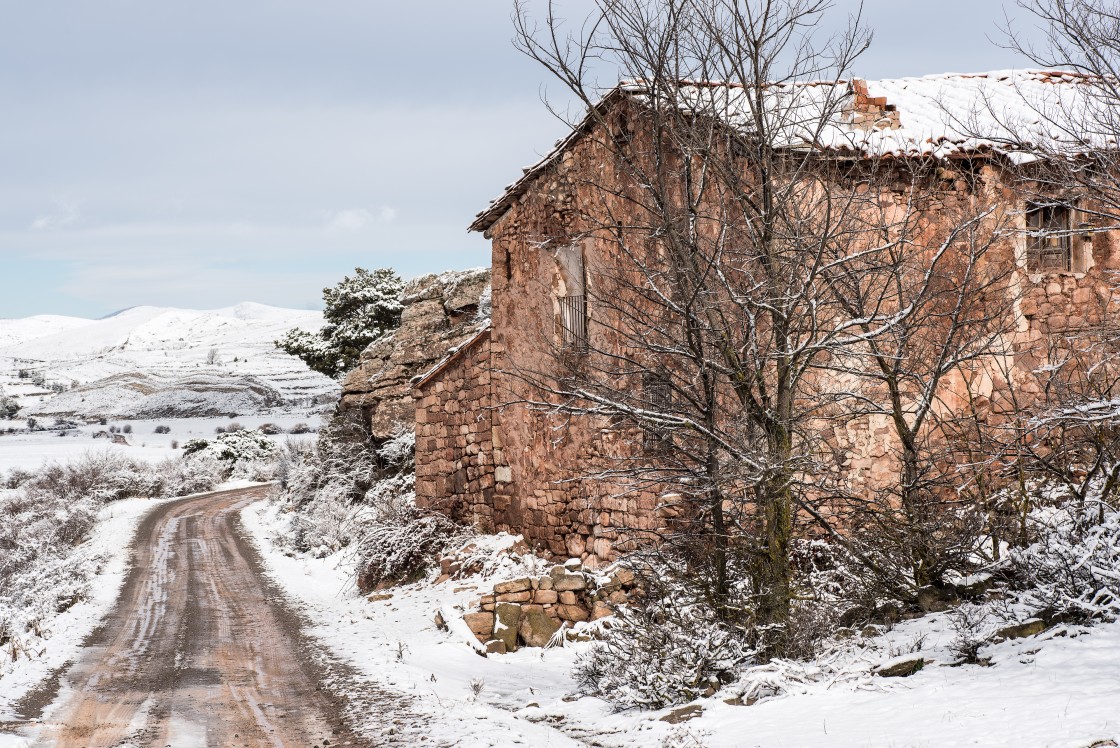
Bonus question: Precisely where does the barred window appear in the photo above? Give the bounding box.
[555,245,588,353]
[642,370,673,451]
[1027,202,1072,272]
[558,293,589,352]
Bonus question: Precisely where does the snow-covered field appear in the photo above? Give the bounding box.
[0,414,321,475]
[244,501,1120,748]
[0,302,338,416]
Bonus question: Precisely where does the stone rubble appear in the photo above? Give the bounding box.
[445,560,640,653]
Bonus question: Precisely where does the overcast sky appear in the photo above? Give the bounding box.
[0,1,1044,318]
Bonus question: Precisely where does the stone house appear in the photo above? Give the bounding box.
[411,71,1120,566]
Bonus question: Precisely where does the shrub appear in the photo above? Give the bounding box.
[289,422,312,435]
[170,440,179,449]
[214,426,226,434]
[5,468,33,489]
[225,422,244,433]
[1007,489,1120,623]
[272,414,463,589]
[182,438,210,457]
[574,601,753,710]
[122,424,133,434]
[258,422,283,435]
[154,425,171,434]
[354,497,466,592]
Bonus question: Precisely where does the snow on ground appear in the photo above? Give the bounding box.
[0,414,321,475]
[0,302,338,414]
[0,496,171,720]
[244,500,1120,748]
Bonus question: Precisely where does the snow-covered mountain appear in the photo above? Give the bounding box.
[0,302,338,418]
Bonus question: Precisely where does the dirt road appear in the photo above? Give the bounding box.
[30,485,362,747]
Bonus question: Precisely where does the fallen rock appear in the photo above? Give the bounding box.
[874,655,925,678]
[519,604,562,648]
[590,601,613,621]
[916,585,953,613]
[660,705,703,724]
[485,640,507,655]
[995,618,1047,641]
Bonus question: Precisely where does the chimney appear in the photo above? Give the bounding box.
[848,78,900,130]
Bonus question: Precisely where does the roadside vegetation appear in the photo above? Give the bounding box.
[0,437,280,666]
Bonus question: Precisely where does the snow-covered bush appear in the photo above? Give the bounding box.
[0,386,18,419]
[188,428,278,464]
[271,413,468,589]
[575,601,753,710]
[0,450,228,658]
[1007,489,1120,623]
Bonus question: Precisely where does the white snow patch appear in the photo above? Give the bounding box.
[243,498,1120,748]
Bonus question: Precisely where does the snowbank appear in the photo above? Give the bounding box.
[243,499,1120,747]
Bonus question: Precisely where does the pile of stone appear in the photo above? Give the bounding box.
[457,559,638,653]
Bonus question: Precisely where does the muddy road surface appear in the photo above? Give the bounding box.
[28,485,363,747]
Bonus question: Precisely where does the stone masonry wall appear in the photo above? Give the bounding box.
[413,329,496,529]
[340,268,490,440]
[413,107,1120,567]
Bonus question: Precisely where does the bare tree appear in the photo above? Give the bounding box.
[506,0,1024,654]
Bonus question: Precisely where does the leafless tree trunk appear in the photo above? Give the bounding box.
[508,0,1020,654]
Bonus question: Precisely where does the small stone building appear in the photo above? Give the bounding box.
[412,71,1120,565]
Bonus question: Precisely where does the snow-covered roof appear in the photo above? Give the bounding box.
[471,70,1110,233]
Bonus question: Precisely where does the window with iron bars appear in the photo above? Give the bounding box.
[558,293,588,352]
[642,369,673,452]
[1027,202,1072,272]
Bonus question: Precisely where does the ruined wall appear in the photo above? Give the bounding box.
[413,115,1120,566]
[413,329,496,529]
[340,268,490,440]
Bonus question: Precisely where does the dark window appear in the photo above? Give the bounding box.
[558,294,588,352]
[642,370,673,452]
[1027,202,1072,272]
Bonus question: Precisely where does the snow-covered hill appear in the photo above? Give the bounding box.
[0,302,338,418]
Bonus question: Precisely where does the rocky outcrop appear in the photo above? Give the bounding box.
[339,268,491,439]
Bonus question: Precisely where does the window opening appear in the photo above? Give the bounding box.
[1027,202,1072,272]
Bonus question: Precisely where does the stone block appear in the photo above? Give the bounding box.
[496,591,532,603]
[558,591,578,605]
[556,604,590,622]
[493,602,522,652]
[533,589,558,604]
[518,604,562,648]
[463,612,494,641]
[553,574,586,592]
[493,578,533,594]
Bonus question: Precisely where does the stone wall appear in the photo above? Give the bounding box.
[411,108,1120,568]
[413,329,496,529]
[340,268,490,440]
